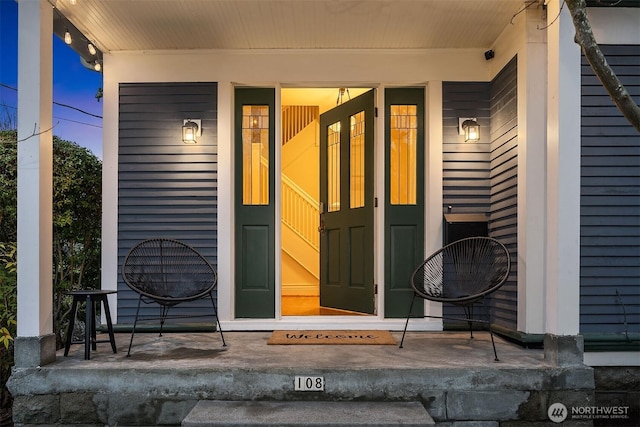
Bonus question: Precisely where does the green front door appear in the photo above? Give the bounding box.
[384,88,425,318]
[319,90,375,314]
[234,87,275,318]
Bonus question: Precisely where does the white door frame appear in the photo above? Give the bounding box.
[220,82,443,332]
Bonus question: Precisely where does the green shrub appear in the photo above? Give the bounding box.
[0,242,16,414]
[0,129,102,415]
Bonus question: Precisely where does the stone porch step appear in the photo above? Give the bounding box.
[182,400,435,427]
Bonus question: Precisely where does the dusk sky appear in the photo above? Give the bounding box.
[1,0,103,158]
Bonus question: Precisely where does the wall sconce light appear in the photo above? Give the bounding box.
[459,118,480,142]
[182,119,201,144]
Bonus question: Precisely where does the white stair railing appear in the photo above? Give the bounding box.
[282,105,319,146]
[281,175,319,251]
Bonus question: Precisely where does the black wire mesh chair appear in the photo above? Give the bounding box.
[121,238,226,356]
[399,236,511,361]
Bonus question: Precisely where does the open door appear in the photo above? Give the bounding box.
[319,90,375,314]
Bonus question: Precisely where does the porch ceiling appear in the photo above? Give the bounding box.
[55,0,532,53]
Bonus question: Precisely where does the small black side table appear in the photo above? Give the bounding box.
[64,290,117,360]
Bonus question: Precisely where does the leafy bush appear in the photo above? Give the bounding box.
[0,243,16,346]
[1,130,102,347]
[0,242,16,416]
[0,129,101,416]
[51,134,102,347]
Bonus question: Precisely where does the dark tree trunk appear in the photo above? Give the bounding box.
[565,0,640,132]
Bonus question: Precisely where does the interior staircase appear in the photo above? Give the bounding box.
[282,105,319,146]
[281,105,321,296]
[281,174,319,290]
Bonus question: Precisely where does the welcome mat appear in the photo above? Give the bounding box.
[267,330,397,345]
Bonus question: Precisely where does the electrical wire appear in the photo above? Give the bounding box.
[52,100,102,119]
[538,0,565,30]
[510,1,539,25]
[0,103,102,129]
[0,82,103,119]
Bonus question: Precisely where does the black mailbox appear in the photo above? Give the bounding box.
[444,213,488,245]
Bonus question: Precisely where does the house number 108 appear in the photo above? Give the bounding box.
[294,376,325,391]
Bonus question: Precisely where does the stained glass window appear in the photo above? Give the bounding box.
[389,105,417,205]
[242,105,269,205]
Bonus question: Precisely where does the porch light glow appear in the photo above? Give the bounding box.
[459,118,480,142]
[64,29,72,45]
[182,119,201,144]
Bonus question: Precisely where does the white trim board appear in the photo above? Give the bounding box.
[584,351,640,367]
[220,318,442,332]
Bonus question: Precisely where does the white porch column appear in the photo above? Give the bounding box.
[517,8,547,335]
[425,81,443,321]
[217,81,233,322]
[15,0,56,367]
[101,53,119,322]
[544,0,582,364]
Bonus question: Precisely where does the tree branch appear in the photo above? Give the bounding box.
[565,0,640,132]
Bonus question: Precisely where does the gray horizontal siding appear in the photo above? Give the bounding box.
[118,82,218,325]
[441,82,491,324]
[580,45,640,335]
[489,56,518,331]
[442,82,491,215]
[441,59,519,332]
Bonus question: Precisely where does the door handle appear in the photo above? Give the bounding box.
[318,215,326,235]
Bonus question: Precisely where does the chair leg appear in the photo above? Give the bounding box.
[399,293,417,349]
[102,295,118,354]
[159,306,170,337]
[64,296,80,356]
[489,322,499,362]
[85,294,93,359]
[209,293,227,347]
[90,297,98,351]
[127,295,143,357]
[464,305,474,339]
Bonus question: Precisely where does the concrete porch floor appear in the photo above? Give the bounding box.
[8,331,596,426]
[59,330,543,368]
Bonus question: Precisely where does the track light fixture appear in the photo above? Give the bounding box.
[64,28,72,45]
